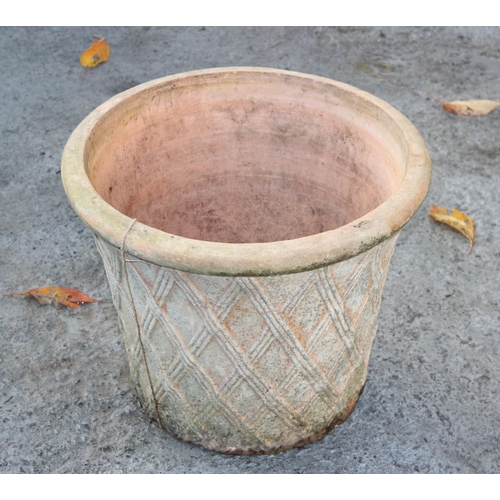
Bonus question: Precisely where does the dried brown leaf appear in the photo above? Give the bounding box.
[430,93,500,116]
[428,204,476,253]
[3,286,98,308]
[80,37,110,68]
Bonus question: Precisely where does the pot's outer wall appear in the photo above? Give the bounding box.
[96,232,398,454]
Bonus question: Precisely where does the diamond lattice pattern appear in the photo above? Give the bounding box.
[95,234,397,451]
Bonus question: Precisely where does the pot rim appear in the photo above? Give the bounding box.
[61,67,432,276]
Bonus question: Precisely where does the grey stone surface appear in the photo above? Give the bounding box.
[1,26,499,473]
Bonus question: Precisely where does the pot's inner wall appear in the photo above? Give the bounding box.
[87,72,407,243]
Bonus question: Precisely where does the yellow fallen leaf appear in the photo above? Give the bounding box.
[428,204,476,253]
[80,37,110,68]
[430,93,500,116]
[3,286,98,308]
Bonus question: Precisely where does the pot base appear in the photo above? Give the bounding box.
[145,383,364,455]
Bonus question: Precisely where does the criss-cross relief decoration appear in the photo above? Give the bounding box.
[95,233,398,452]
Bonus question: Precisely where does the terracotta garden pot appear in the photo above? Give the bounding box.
[61,67,431,454]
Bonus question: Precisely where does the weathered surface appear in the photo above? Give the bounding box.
[1,27,500,472]
[62,67,422,454]
[95,235,397,453]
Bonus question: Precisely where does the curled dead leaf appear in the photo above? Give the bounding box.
[3,286,98,308]
[428,204,476,253]
[80,37,110,68]
[429,93,500,116]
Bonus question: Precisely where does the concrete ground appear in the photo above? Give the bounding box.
[1,26,499,473]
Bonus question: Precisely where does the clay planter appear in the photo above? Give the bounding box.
[61,67,431,454]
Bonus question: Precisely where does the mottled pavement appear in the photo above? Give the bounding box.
[1,27,499,473]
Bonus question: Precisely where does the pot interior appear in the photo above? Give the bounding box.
[86,71,407,244]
